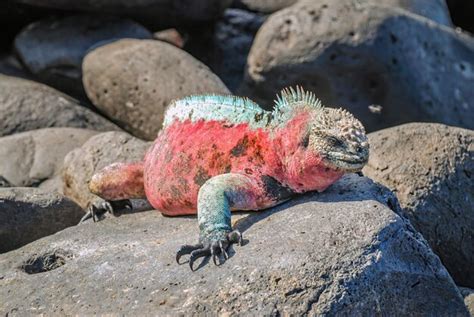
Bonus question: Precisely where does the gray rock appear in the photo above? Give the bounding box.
[242,0,473,131]
[14,15,152,99]
[82,39,230,140]
[62,131,150,209]
[0,128,98,192]
[363,123,474,287]
[11,0,232,29]
[185,9,267,92]
[0,174,468,315]
[232,0,298,13]
[0,188,83,253]
[0,75,120,137]
[459,287,474,316]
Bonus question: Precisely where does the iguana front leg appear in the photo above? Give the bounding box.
[176,173,285,270]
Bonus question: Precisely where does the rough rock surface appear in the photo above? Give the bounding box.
[242,0,473,131]
[14,15,152,99]
[0,128,98,192]
[232,0,298,13]
[82,39,230,140]
[0,75,119,137]
[11,0,232,29]
[62,131,150,209]
[0,174,468,315]
[185,9,266,92]
[363,123,474,288]
[0,188,83,253]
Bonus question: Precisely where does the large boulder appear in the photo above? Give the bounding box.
[242,0,473,131]
[82,39,230,140]
[11,0,232,29]
[0,128,98,192]
[0,174,468,315]
[363,123,473,287]
[0,188,83,253]
[62,131,150,209]
[0,75,119,137]
[184,9,267,92]
[14,15,152,99]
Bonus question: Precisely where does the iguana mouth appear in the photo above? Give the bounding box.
[324,152,368,172]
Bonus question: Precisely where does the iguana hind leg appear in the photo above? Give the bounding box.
[81,162,145,223]
[176,173,288,270]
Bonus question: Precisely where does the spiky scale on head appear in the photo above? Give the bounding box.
[273,86,369,172]
[274,86,322,111]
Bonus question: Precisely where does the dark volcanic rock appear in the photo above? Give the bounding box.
[0,188,83,253]
[363,123,474,287]
[0,75,119,137]
[0,128,98,192]
[185,9,266,92]
[0,175,468,315]
[82,39,229,140]
[11,0,232,29]
[14,15,152,99]
[242,0,472,131]
[62,131,150,209]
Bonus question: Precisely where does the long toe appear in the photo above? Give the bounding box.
[219,241,229,260]
[189,248,211,271]
[176,244,203,264]
[102,201,114,215]
[78,210,93,224]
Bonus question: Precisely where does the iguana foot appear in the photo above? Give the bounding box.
[79,199,132,223]
[176,230,243,271]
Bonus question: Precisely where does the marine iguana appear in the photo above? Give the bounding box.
[86,86,369,270]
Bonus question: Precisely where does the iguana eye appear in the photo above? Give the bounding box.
[327,136,344,147]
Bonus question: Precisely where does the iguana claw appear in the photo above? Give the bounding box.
[79,199,132,223]
[176,230,243,271]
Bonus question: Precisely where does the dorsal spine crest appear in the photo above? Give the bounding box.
[274,86,322,112]
[164,94,270,129]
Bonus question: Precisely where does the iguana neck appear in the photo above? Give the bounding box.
[271,109,345,193]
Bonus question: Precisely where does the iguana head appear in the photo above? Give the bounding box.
[274,87,369,173]
[309,107,369,172]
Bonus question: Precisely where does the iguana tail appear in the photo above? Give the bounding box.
[89,162,145,201]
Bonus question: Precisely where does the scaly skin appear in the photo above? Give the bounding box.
[88,87,369,270]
